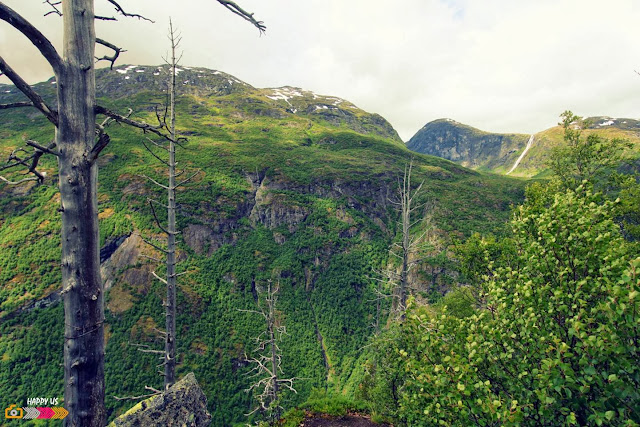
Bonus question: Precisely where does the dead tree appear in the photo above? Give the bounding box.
[241,281,297,422]
[142,20,200,390]
[385,160,432,319]
[0,2,263,425]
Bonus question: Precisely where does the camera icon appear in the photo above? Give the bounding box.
[4,404,24,419]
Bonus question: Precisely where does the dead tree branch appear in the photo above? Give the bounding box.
[26,140,59,157]
[0,2,62,71]
[215,0,266,33]
[104,0,154,22]
[0,57,58,126]
[44,0,62,17]
[113,386,162,401]
[0,101,32,110]
[95,38,126,69]
[0,140,56,184]
[148,198,170,235]
[95,105,167,139]
[176,170,201,188]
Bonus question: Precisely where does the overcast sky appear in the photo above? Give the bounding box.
[2,0,640,140]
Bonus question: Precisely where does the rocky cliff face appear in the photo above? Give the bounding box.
[407,119,529,172]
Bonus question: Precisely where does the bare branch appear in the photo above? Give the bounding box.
[26,140,59,157]
[0,174,38,185]
[130,343,165,355]
[137,173,168,190]
[176,169,201,188]
[96,105,168,139]
[148,199,170,235]
[104,0,154,22]
[146,137,170,152]
[0,2,62,71]
[0,101,32,110]
[152,270,169,285]
[140,254,162,263]
[43,0,62,17]
[148,198,169,209]
[152,327,168,336]
[113,392,159,401]
[95,38,126,69]
[215,0,266,33]
[141,138,170,166]
[0,57,58,126]
[0,140,56,185]
[88,131,111,163]
[144,385,163,394]
[138,234,169,254]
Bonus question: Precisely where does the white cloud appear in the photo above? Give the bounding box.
[2,0,640,140]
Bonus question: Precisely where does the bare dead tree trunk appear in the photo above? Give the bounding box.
[399,164,411,316]
[164,20,178,389]
[242,281,297,421]
[268,285,279,410]
[388,160,429,320]
[57,2,104,426]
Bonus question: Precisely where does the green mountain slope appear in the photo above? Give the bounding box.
[408,117,640,177]
[0,65,526,425]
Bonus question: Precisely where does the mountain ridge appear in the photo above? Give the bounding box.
[407,117,640,176]
[0,64,402,144]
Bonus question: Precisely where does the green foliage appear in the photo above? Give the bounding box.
[366,184,640,426]
[549,111,631,190]
[453,232,518,302]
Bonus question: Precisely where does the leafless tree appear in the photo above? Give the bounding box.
[240,281,297,422]
[141,20,201,390]
[384,159,433,319]
[0,1,263,425]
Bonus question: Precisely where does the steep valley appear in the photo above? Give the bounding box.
[0,65,526,425]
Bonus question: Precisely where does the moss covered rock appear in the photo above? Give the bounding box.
[109,373,211,427]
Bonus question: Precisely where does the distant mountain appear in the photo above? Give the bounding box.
[407,117,640,177]
[0,64,400,143]
[406,119,530,174]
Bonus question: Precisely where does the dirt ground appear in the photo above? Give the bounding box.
[299,414,391,426]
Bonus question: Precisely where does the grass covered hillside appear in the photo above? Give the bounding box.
[521,117,640,178]
[0,65,526,425]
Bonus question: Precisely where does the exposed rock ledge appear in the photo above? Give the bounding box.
[109,373,211,427]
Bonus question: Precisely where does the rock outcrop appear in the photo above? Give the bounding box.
[109,373,211,427]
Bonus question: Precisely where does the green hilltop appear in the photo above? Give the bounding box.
[0,65,526,425]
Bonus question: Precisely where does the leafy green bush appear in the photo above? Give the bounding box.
[367,184,640,426]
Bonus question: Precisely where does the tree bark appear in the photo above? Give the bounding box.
[59,1,104,426]
[164,21,178,389]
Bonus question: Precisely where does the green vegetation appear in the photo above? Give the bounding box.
[0,66,527,425]
[0,69,524,426]
[362,111,640,426]
[364,184,640,425]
